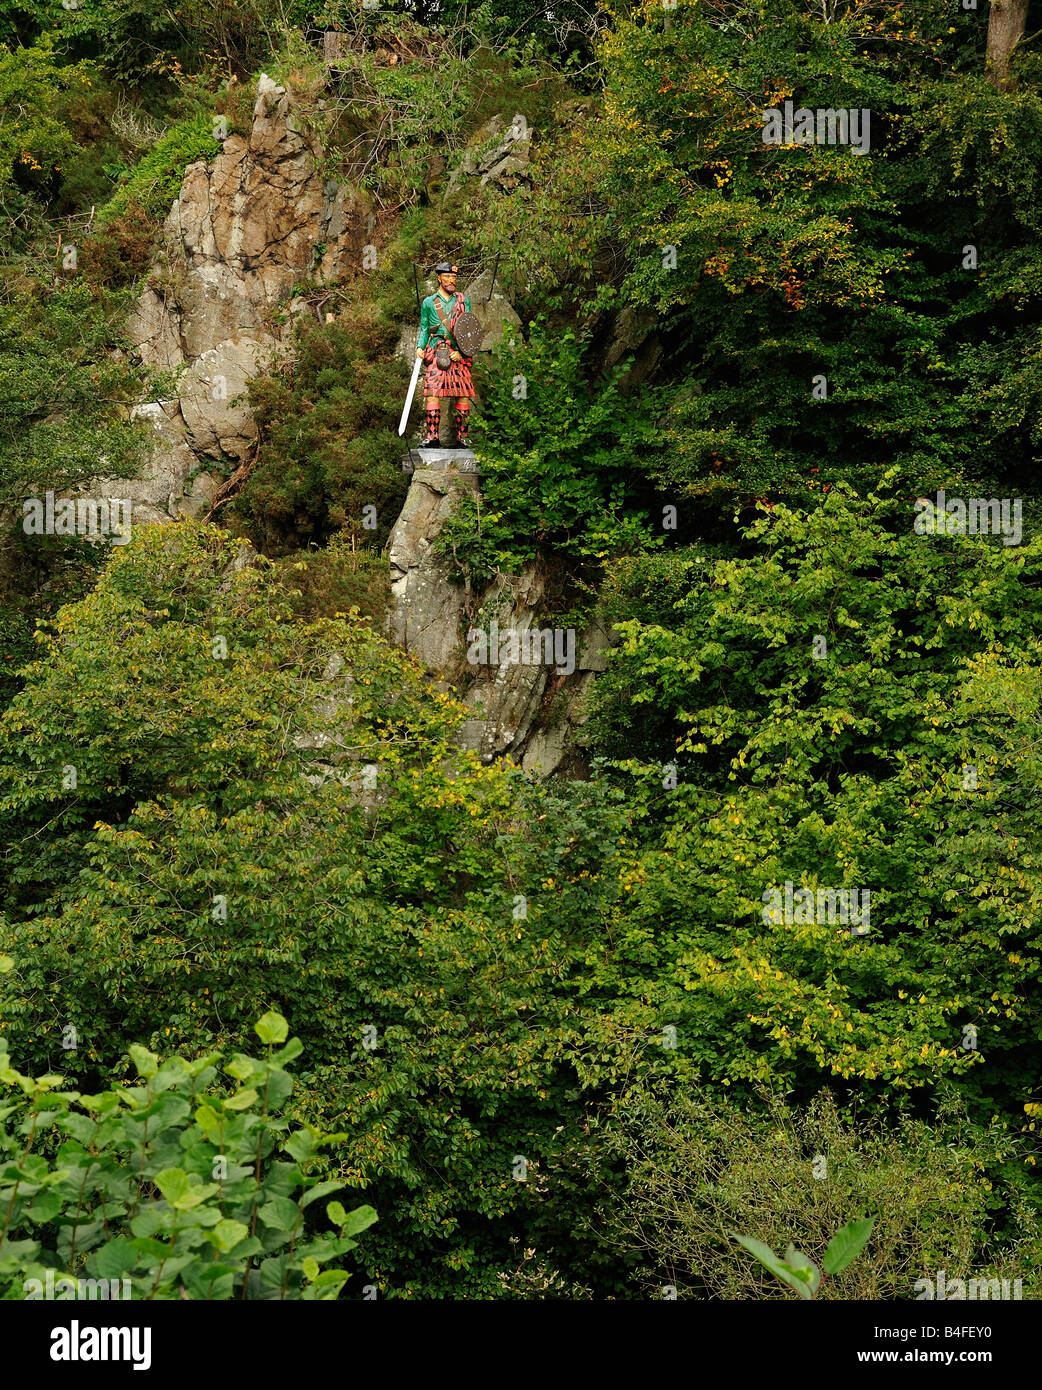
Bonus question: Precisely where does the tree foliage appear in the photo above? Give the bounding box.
[583,483,1042,1144]
[2,0,1042,1305]
[0,523,625,1296]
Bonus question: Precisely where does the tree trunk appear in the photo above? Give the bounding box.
[986,0,1030,90]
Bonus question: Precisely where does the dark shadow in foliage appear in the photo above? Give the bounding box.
[235,313,409,557]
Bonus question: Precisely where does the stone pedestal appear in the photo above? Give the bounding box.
[384,448,613,778]
[386,468,480,670]
[401,448,480,476]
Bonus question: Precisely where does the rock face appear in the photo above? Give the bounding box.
[113,75,373,524]
[106,80,596,779]
[461,267,523,352]
[603,302,664,392]
[444,114,532,197]
[387,467,482,672]
[384,459,614,777]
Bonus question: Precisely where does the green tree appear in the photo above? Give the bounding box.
[472,319,666,566]
[583,482,1042,1153]
[0,39,81,219]
[0,521,626,1297]
[0,278,149,511]
[479,0,1042,502]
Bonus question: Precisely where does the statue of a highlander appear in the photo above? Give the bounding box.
[398,262,484,449]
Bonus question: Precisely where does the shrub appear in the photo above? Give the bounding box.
[56,0,286,85]
[595,1086,1041,1300]
[271,533,391,626]
[94,111,217,229]
[474,318,666,565]
[81,199,163,288]
[0,1007,377,1301]
[239,316,409,555]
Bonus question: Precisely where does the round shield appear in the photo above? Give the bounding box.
[453,311,484,357]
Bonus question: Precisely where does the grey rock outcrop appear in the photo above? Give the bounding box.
[386,467,481,671]
[602,303,663,392]
[445,114,532,198]
[461,267,523,350]
[116,74,373,525]
[384,461,616,777]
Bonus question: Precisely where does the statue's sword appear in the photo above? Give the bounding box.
[398,356,423,438]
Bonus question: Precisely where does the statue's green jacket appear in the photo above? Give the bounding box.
[416,291,472,351]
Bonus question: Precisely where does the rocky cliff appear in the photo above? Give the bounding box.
[108,74,373,524]
[114,77,606,778]
[385,456,612,776]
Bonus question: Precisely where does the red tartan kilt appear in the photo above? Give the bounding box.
[423,348,475,399]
